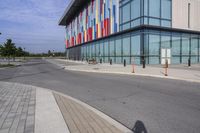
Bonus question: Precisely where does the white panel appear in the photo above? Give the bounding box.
[172,0,200,31]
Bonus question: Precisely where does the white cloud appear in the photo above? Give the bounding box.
[0,0,69,53]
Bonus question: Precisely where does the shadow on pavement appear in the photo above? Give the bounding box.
[132,120,148,133]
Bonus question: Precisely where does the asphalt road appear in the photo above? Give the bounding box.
[0,59,200,133]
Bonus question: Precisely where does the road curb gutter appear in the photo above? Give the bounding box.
[64,67,200,83]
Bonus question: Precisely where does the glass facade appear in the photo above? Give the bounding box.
[67,29,200,65]
[119,0,172,31]
[65,0,200,65]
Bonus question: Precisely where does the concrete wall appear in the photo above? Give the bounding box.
[172,0,200,31]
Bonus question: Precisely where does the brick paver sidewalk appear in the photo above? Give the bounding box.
[0,82,35,133]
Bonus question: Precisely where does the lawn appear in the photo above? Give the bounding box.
[0,64,15,68]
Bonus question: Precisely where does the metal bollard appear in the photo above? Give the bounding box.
[100,59,102,64]
[124,59,126,67]
[110,59,112,65]
[188,58,191,67]
[142,59,146,69]
[165,59,168,76]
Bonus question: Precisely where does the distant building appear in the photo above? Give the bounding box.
[59,0,200,64]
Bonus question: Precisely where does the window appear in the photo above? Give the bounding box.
[161,35,170,49]
[149,18,160,26]
[131,35,141,64]
[191,38,198,63]
[110,40,115,56]
[104,41,109,56]
[122,36,130,56]
[144,0,148,16]
[99,41,104,57]
[182,37,190,63]
[122,3,130,23]
[149,0,160,18]
[116,38,122,56]
[161,0,171,19]
[182,37,190,55]
[171,36,181,64]
[131,35,141,56]
[161,20,171,27]
[131,0,140,19]
[149,34,160,64]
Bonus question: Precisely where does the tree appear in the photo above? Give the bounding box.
[16,47,24,57]
[48,50,52,57]
[0,39,17,64]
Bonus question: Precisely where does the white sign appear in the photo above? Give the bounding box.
[161,48,171,64]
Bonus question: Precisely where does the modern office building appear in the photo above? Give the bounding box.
[59,0,200,65]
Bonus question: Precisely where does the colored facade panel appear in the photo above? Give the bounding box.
[65,0,119,48]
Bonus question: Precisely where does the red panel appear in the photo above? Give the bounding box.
[96,24,98,38]
[71,37,74,46]
[90,27,93,41]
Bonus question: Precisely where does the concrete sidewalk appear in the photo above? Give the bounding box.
[48,59,200,83]
[0,82,132,133]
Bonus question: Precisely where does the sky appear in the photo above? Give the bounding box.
[0,0,69,53]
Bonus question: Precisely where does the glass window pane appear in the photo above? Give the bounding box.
[172,36,181,55]
[131,35,141,56]
[131,0,140,19]
[161,35,170,49]
[116,38,122,56]
[191,38,198,63]
[161,0,171,19]
[123,36,130,56]
[191,38,198,55]
[122,23,130,30]
[144,0,148,16]
[110,40,115,56]
[149,34,160,56]
[96,42,99,57]
[104,41,109,56]
[149,0,160,17]
[91,44,95,58]
[116,57,122,64]
[171,36,181,64]
[100,42,104,57]
[122,3,130,23]
[161,20,171,27]
[182,37,190,55]
[149,18,160,26]
[131,19,141,27]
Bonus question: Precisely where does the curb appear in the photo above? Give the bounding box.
[64,67,200,83]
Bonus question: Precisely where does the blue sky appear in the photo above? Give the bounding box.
[0,0,69,53]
